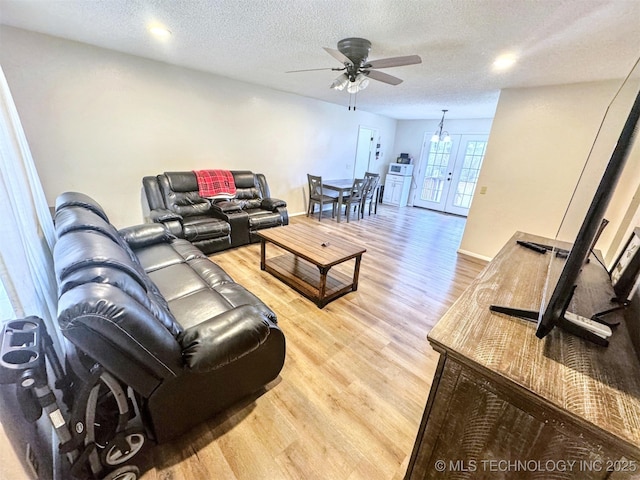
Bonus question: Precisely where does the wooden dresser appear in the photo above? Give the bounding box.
[405,232,640,479]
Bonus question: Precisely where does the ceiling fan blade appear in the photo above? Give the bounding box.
[365,55,422,69]
[286,67,343,73]
[364,70,403,85]
[323,47,353,65]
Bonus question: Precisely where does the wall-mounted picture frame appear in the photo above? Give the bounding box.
[611,226,640,303]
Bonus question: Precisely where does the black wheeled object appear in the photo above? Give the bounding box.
[0,316,146,480]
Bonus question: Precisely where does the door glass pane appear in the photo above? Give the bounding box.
[420,140,451,203]
[453,140,487,209]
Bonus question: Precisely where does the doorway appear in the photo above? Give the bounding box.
[413,133,488,216]
[354,126,376,178]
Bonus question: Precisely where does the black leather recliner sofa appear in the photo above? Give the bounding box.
[53,192,286,443]
[142,170,288,252]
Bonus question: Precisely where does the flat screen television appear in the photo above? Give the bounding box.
[491,62,640,347]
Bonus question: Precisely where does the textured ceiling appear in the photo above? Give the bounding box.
[1,0,639,119]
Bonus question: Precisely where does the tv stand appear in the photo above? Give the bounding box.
[591,298,629,327]
[405,232,640,479]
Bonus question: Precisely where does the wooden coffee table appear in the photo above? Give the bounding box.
[257,224,366,308]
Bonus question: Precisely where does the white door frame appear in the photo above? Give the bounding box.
[413,132,488,216]
[354,126,377,178]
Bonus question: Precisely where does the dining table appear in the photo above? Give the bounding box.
[322,178,355,223]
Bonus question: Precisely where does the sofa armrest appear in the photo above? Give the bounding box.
[261,198,287,210]
[149,209,183,236]
[211,200,243,214]
[179,305,271,372]
[119,223,174,248]
[150,208,182,223]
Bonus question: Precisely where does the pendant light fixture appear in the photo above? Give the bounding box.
[431,109,452,143]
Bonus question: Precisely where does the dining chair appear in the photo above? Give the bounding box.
[307,174,338,221]
[361,172,380,218]
[339,178,366,223]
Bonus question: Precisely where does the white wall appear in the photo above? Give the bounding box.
[459,80,640,261]
[0,26,397,228]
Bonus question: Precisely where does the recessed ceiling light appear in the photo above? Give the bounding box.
[149,25,172,37]
[493,53,517,71]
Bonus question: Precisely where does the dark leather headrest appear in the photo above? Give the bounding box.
[164,172,198,192]
[231,171,257,189]
[54,230,147,291]
[55,192,109,222]
[143,176,165,210]
[54,206,121,243]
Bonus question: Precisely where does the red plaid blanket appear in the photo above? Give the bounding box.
[193,170,236,198]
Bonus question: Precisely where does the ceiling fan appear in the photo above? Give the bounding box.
[288,37,422,96]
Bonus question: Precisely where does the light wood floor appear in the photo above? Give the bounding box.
[141,205,486,480]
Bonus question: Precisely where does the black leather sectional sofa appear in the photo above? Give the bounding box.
[53,192,286,442]
[142,170,288,254]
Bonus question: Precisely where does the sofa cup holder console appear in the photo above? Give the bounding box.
[0,317,44,385]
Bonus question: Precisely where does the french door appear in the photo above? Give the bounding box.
[413,133,488,216]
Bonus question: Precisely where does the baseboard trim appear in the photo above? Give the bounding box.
[457,249,492,264]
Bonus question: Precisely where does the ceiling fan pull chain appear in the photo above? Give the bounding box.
[348,92,358,111]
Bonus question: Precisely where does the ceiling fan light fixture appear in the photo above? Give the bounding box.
[346,73,370,93]
[330,73,349,91]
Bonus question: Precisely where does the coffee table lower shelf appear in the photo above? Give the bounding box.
[263,254,357,308]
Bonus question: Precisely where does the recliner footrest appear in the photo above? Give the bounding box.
[183,219,230,242]
[248,212,284,229]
